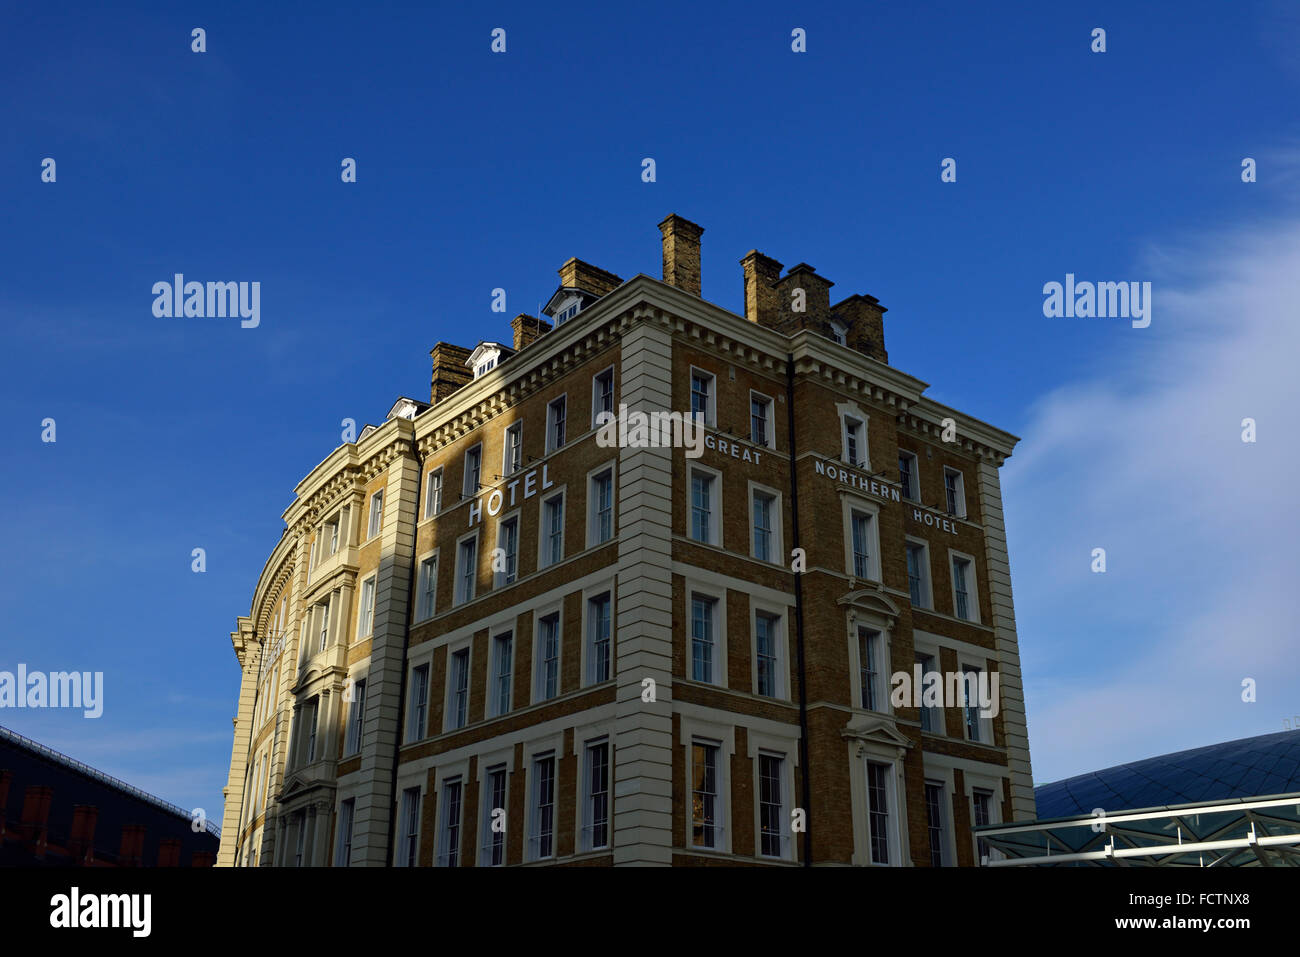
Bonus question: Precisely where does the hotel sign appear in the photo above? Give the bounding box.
[814,455,960,536]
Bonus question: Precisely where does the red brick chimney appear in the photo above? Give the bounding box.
[157,837,182,867]
[20,785,53,858]
[69,804,99,864]
[118,823,146,867]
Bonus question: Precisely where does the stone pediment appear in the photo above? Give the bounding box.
[836,581,902,627]
[841,713,913,758]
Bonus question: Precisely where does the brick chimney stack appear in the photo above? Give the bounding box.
[510,314,552,351]
[832,293,890,363]
[740,250,783,328]
[659,214,704,296]
[428,342,473,405]
[557,259,622,297]
[775,263,834,333]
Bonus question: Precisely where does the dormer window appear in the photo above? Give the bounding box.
[829,321,847,346]
[467,342,513,380]
[557,302,580,324]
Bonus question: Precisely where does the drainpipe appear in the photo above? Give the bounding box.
[385,435,425,865]
[786,353,812,866]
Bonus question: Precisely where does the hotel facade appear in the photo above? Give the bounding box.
[217,215,1036,867]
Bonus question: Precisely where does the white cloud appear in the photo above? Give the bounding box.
[1004,217,1300,786]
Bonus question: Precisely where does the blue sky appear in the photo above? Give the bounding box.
[2,1,1298,820]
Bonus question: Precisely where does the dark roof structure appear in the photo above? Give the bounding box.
[1,724,220,867]
[1035,730,1300,819]
[978,731,1300,866]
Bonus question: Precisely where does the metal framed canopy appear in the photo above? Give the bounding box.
[975,793,1300,867]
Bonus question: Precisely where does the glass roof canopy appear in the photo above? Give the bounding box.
[976,793,1300,867]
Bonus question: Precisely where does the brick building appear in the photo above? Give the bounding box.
[218,214,1035,867]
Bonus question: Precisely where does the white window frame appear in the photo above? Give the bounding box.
[582,584,615,687]
[842,497,882,582]
[680,717,735,854]
[414,549,438,622]
[494,510,521,588]
[586,461,616,548]
[502,421,523,476]
[424,467,444,518]
[523,735,563,862]
[487,628,514,718]
[463,443,483,498]
[749,390,774,448]
[922,777,954,867]
[964,772,1006,865]
[477,751,513,867]
[747,480,783,564]
[958,658,996,745]
[591,365,615,429]
[898,450,919,502]
[847,611,895,717]
[689,366,717,428]
[685,583,728,688]
[853,626,889,714]
[435,775,464,867]
[943,466,967,519]
[367,489,384,541]
[904,536,932,610]
[863,759,900,866]
[687,462,723,547]
[912,644,945,736]
[356,574,376,640]
[750,604,791,700]
[316,599,330,653]
[407,663,430,743]
[546,394,568,453]
[305,696,319,763]
[948,549,980,623]
[842,415,868,469]
[335,797,355,867]
[749,731,799,862]
[397,786,422,867]
[538,488,566,569]
[453,530,479,606]
[578,735,613,853]
[531,602,563,704]
[829,320,847,345]
[444,640,472,732]
[345,676,366,756]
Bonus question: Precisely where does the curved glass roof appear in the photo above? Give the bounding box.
[1035,730,1300,819]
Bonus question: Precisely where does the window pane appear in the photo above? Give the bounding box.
[867,763,890,864]
[691,743,719,848]
[756,614,777,697]
[691,597,714,683]
[759,754,783,857]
